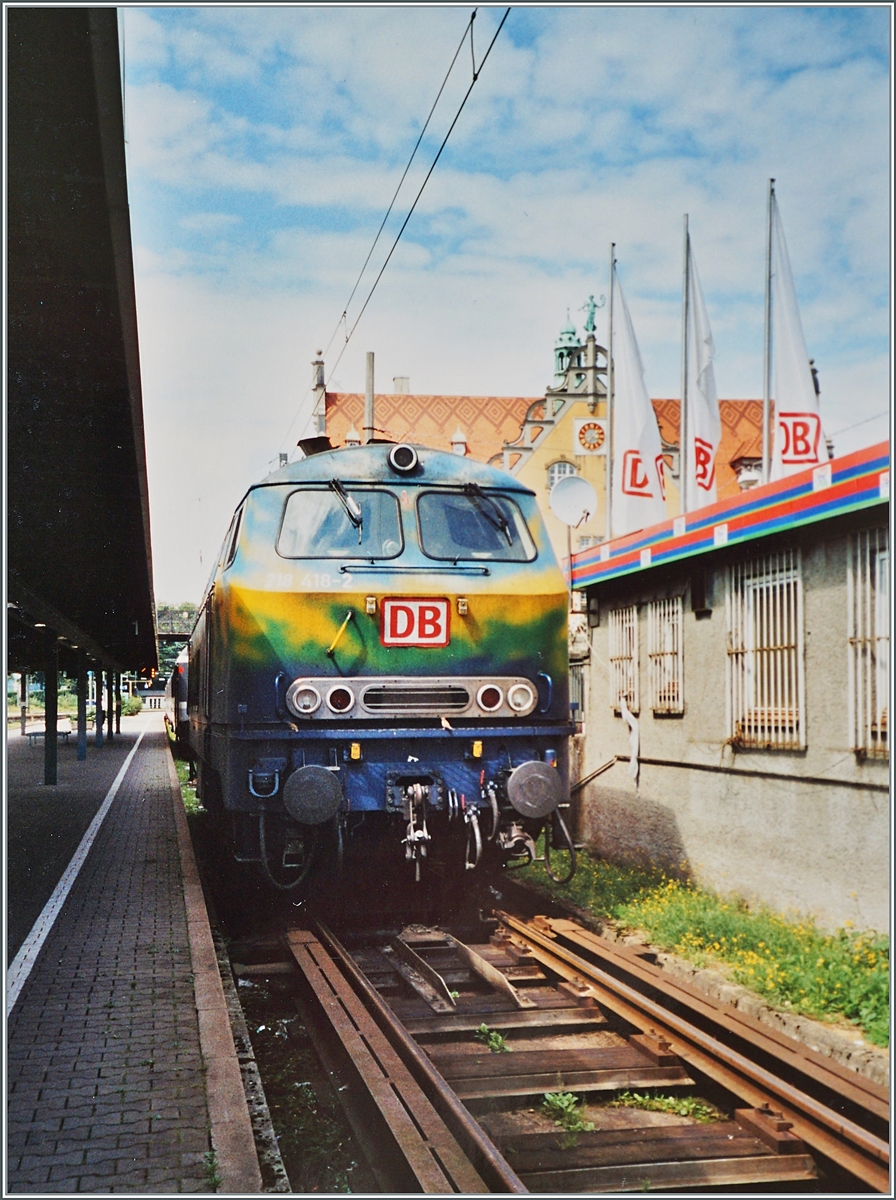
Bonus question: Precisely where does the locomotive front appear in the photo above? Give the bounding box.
[189,443,574,889]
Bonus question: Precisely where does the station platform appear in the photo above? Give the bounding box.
[6,713,262,1194]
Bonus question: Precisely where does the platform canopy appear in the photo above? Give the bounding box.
[6,7,158,676]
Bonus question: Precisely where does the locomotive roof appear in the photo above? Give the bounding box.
[254,443,536,493]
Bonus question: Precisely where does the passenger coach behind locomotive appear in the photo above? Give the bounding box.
[166,647,190,745]
[188,439,576,889]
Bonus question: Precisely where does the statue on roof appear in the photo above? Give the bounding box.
[580,294,604,334]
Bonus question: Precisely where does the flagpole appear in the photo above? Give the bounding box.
[680,214,689,514]
[762,178,775,484]
[606,242,615,542]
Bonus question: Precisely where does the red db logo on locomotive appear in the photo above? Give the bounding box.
[381,598,450,647]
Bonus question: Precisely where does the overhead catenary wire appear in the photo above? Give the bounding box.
[828,409,889,437]
[325,8,510,388]
[318,9,478,369]
[279,7,510,455]
[278,10,480,454]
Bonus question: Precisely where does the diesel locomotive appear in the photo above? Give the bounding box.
[187,439,576,891]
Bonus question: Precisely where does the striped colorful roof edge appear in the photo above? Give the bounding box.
[572,440,890,589]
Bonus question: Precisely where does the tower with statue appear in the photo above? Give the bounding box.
[493,302,612,568]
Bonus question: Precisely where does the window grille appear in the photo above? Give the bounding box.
[726,550,804,749]
[548,460,577,490]
[608,605,638,712]
[848,529,889,757]
[570,661,586,727]
[648,597,683,713]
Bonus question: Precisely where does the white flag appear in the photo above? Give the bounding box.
[612,271,667,536]
[685,241,722,506]
[769,193,828,480]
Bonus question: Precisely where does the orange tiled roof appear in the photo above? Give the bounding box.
[652,399,764,500]
[325,392,539,464]
[326,391,764,501]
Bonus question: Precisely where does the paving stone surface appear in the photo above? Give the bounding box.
[6,725,141,960]
[7,724,213,1193]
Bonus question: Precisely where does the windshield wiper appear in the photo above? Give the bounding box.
[463,483,513,546]
[329,478,363,544]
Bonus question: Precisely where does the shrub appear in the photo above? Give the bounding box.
[121,695,143,716]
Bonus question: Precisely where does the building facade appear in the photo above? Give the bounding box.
[572,442,890,934]
[491,316,768,571]
[494,318,611,565]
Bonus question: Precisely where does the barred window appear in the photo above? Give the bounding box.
[648,597,683,713]
[726,550,804,749]
[848,529,889,757]
[609,605,638,712]
[570,661,586,728]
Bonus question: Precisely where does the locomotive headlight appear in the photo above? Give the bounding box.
[476,683,504,712]
[286,681,321,717]
[326,684,355,713]
[507,682,536,714]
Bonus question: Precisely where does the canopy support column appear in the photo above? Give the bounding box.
[77,650,88,761]
[95,668,105,747]
[44,631,59,786]
[106,670,115,743]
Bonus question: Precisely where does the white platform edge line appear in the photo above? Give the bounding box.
[6,717,152,1016]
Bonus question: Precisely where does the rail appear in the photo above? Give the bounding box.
[497,911,890,1192]
[264,910,889,1193]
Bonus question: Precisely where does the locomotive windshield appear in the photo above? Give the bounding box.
[277,487,403,558]
[417,490,536,562]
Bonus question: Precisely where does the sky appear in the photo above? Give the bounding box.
[120,5,892,603]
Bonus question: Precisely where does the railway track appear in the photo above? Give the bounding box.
[236,910,888,1193]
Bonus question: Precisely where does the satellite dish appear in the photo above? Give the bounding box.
[549,474,598,528]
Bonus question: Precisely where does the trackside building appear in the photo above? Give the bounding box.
[571,441,890,934]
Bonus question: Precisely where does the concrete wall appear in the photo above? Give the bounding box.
[578,520,889,933]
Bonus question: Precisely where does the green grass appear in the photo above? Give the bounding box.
[608,1090,722,1122]
[174,758,203,815]
[203,1150,221,1192]
[516,845,889,1048]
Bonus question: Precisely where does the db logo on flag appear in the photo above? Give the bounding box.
[621,450,652,497]
[779,413,822,464]
[694,437,716,491]
[622,450,666,499]
[381,598,450,647]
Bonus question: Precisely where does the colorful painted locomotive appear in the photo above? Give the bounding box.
[187,440,575,890]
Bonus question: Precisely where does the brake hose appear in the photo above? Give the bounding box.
[543,808,577,885]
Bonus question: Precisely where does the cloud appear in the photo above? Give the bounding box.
[121,6,891,602]
[179,211,242,234]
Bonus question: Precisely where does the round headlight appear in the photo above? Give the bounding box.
[507,682,536,713]
[286,681,321,717]
[326,684,355,713]
[388,443,418,473]
[476,683,504,712]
